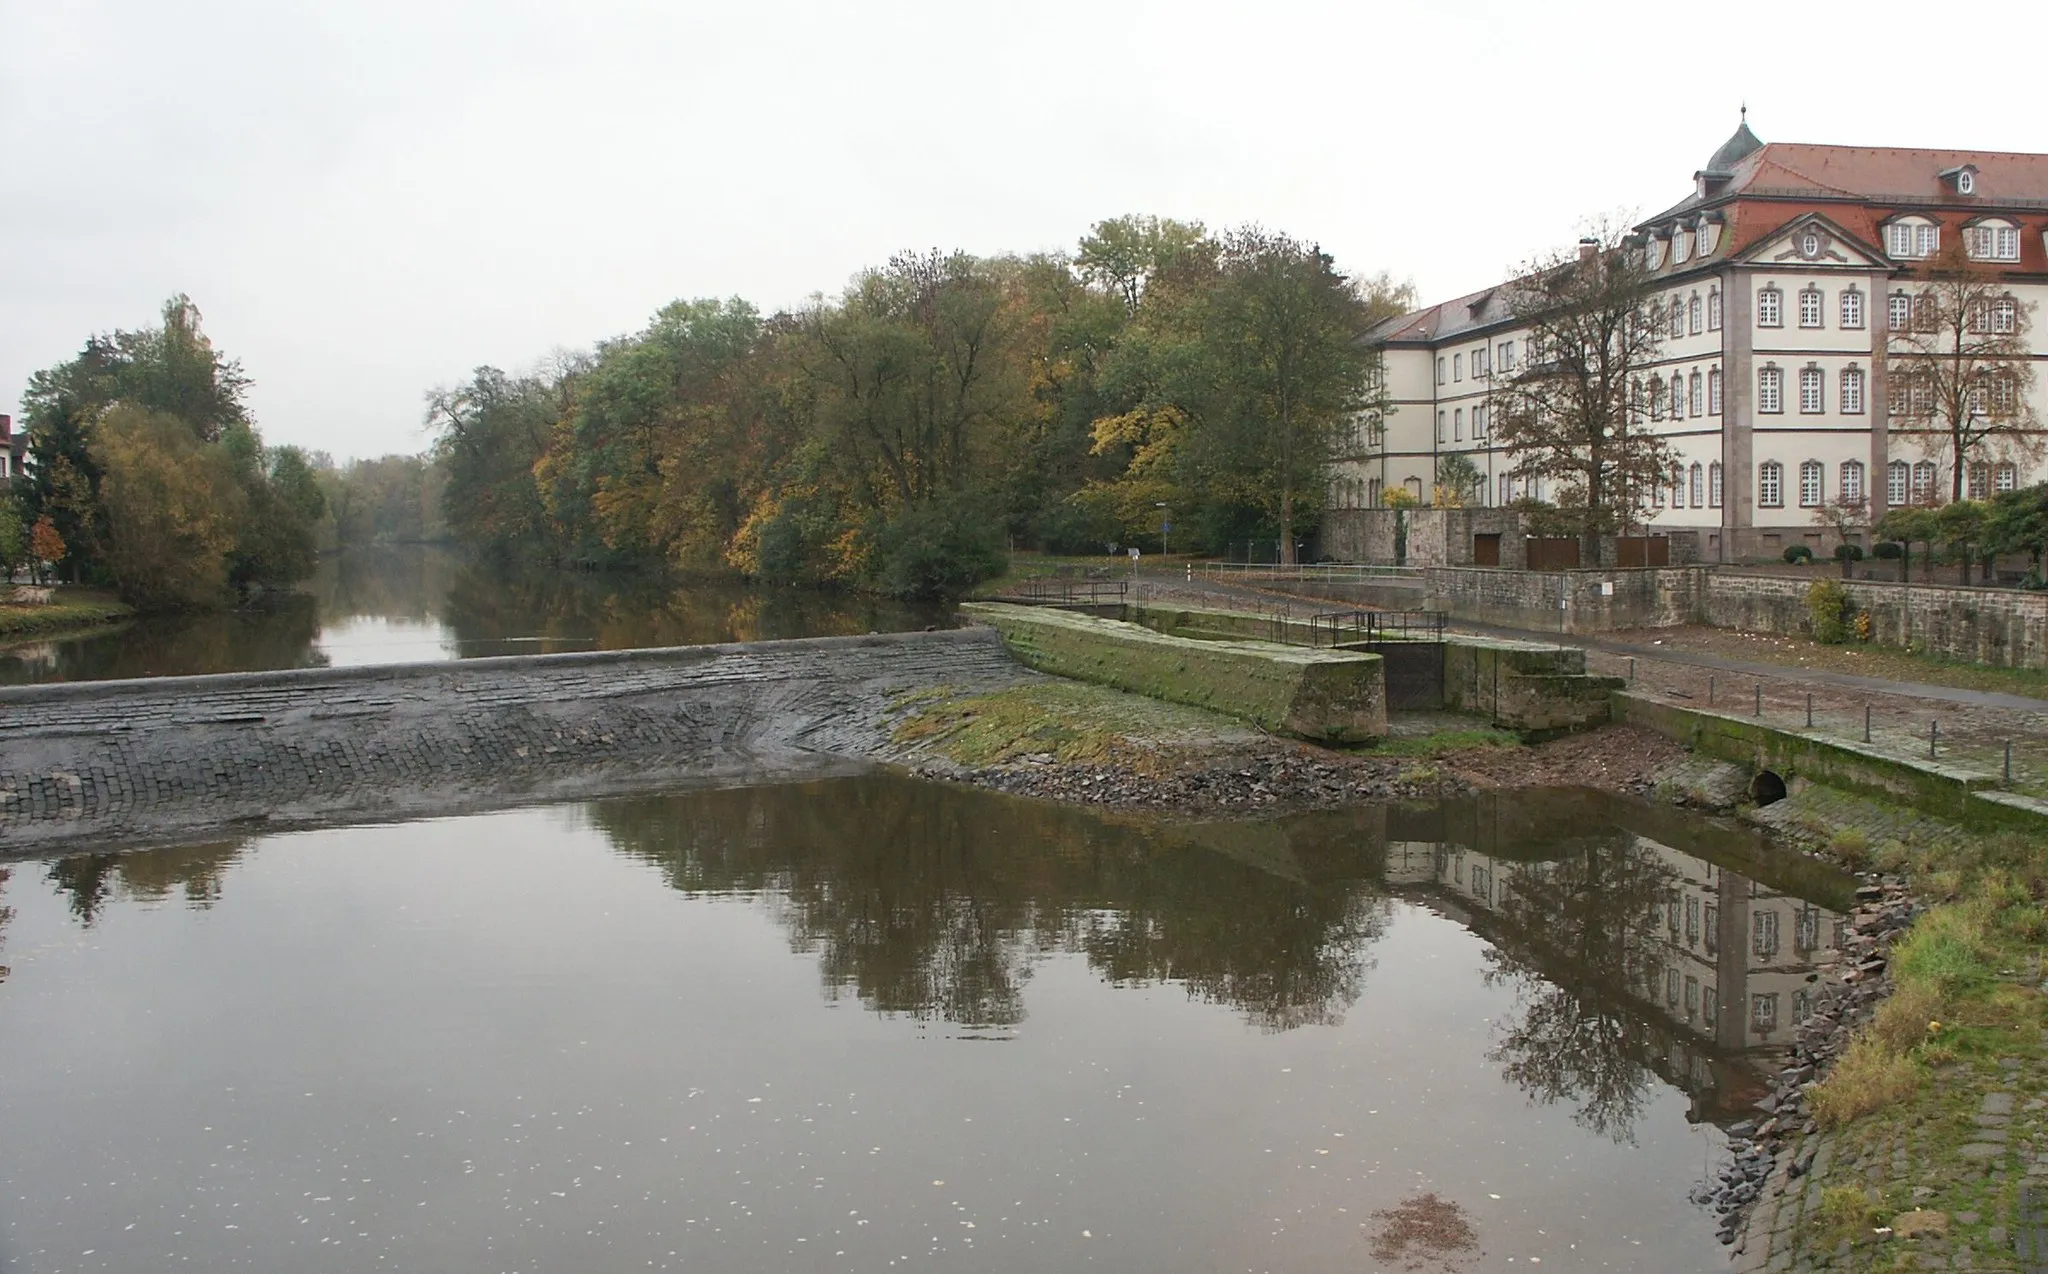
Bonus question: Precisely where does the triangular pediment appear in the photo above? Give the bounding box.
[1737,214,1887,269]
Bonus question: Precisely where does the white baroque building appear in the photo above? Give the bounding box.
[1341,116,2048,562]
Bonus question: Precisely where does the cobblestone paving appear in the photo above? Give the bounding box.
[0,628,1029,853]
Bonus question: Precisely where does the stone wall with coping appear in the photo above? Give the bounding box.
[964,602,1387,743]
[0,627,1030,855]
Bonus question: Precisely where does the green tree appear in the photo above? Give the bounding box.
[430,364,569,560]
[88,405,243,610]
[0,496,24,583]
[1984,484,2048,584]
[1876,505,1940,582]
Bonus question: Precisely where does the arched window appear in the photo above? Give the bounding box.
[1669,300,1684,340]
[1888,291,1911,331]
[1912,461,1937,502]
[1405,476,1424,503]
[1886,218,1940,259]
[1759,461,1784,508]
[1995,462,2019,493]
[1799,367,1825,414]
[1454,407,1465,440]
[1799,460,1824,507]
[1708,367,1723,415]
[1840,288,1865,329]
[1670,373,1687,419]
[1368,477,1382,507]
[1689,370,1704,416]
[1841,367,1865,415]
[1757,286,1784,328]
[1969,463,1990,500]
[1888,460,1909,505]
[1707,287,1722,331]
[1649,379,1666,421]
[1499,473,1513,506]
[1965,220,2022,262]
[1690,462,1705,507]
[1841,459,1865,503]
[1798,287,1824,329]
[1689,293,1703,334]
[1709,461,1724,508]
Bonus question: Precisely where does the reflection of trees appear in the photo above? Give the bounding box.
[591,776,1389,1031]
[44,841,249,927]
[1476,831,1679,1145]
[0,865,13,982]
[0,596,324,685]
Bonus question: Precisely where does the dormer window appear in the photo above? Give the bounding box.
[1959,171,1974,195]
[1965,221,2021,262]
[1885,218,1940,260]
[1646,237,1666,270]
[1696,223,1716,258]
[1672,229,1691,265]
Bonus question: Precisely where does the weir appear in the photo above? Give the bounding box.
[0,627,1027,854]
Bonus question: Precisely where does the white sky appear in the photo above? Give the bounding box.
[6,0,2045,462]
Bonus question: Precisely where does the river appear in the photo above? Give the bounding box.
[0,778,1851,1273]
[0,546,951,684]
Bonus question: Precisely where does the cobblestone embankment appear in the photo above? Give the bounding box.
[0,627,1029,854]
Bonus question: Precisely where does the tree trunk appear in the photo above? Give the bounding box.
[1279,487,1295,566]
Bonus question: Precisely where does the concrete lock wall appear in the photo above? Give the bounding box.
[963,602,1387,743]
[1442,637,1624,732]
[0,627,1030,854]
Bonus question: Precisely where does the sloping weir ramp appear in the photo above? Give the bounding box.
[0,627,1026,854]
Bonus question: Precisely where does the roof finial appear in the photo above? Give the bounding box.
[1740,102,1748,122]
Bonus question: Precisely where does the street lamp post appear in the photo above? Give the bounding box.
[1155,502,1172,560]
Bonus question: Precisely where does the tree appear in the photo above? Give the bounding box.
[1076,215,1213,316]
[1435,453,1483,508]
[1934,499,1990,585]
[1984,484,2048,585]
[0,497,23,583]
[1876,505,1940,583]
[430,364,569,560]
[1887,242,2042,501]
[1811,498,1865,577]
[29,516,65,585]
[1489,228,1672,559]
[87,405,243,610]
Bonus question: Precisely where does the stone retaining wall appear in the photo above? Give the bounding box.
[964,602,1387,743]
[0,628,1029,855]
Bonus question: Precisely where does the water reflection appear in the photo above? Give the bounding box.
[0,546,952,683]
[7,780,1853,1273]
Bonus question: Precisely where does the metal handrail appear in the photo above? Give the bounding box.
[1000,578,1130,605]
[1195,562,1425,581]
[1307,609,1448,646]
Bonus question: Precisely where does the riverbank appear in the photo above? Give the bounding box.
[0,588,132,640]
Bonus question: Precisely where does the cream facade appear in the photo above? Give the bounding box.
[1341,120,2048,561]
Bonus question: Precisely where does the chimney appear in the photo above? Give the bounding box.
[0,414,10,442]
[1577,238,1600,261]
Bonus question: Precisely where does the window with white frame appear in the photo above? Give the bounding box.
[1799,459,1824,507]
[1671,373,1686,419]
[1453,353,1463,382]
[1799,287,1824,328]
[1454,408,1464,440]
[1966,223,2022,262]
[1758,286,1783,327]
[1888,460,1909,505]
[1710,461,1724,508]
[1969,463,1990,499]
[1689,370,1704,416]
[1886,220,1940,259]
[1759,366,1783,413]
[1996,462,2019,492]
[1671,464,1685,507]
[1690,462,1705,507]
[1437,357,1446,385]
[1708,366,1723,415]
[1708,286,1722,330]
[1753,992,1779,1034]
[1474,345,1490,377]
[1673,230,1690,264]
[1912,293,1938,332]
[1649,379,1666,421]
[1498,340,1515,371]
[1652,474,1665,508]
[1913,460,1937,501]
[1800,366,1824,413]
[1670,300,1685,340]
[1841,366,1865,414]
[1889,291,1911,330]
[1499,473,1513,505]
[1991,371,2018,413]
[1697,224,1713,257]
[1759,461,1784,507]
[1436,410,1446,442]
[1474,404,1488,438]
[1841,459,1865,503]
[1992,297,2018,334]
[1840,288,1865,329]
[1689,293,1703,334]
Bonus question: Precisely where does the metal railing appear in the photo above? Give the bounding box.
[1195,562,1426,583]
[1308,609,1449,647]
[998,578,1130,605]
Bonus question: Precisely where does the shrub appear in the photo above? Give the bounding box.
[868,498,1006,600]
[1827,826,1871,864]
[1871,541,1903,560]
[1832,542,1865,563]
[1808,1036,1921,1127]
[1806,578,1850,643]
[1890,906,1993,995]
[1854,611,1874,642]
[1867,980,1945,1054]
[1784,544,1814,564]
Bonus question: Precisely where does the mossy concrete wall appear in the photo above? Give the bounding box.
[1444,637,1624,733]
[963,603,1387,743]
[1612,692,2048,834]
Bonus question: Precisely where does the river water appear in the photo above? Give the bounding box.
[0,547,950,683]
[0,779,1852,1273]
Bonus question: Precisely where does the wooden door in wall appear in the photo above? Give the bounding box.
[1473,533,1501,567]
[1525,538,1581,571]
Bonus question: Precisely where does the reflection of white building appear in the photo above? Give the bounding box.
[1389,835,1842,1054]
[1343,116,2048,562]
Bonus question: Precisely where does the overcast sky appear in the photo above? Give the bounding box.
[5,1,2045,462]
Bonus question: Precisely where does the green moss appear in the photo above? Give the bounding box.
[1370,727,1520,758]
[890,679,1251,769]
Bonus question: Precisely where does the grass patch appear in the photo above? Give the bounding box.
[890,680,1248,770]
[0,592,134,639]
[1808,1036,1924,1127]
[1890,906,1996,996]
[1370,727,1520,758]
[1827,826,1871,865]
